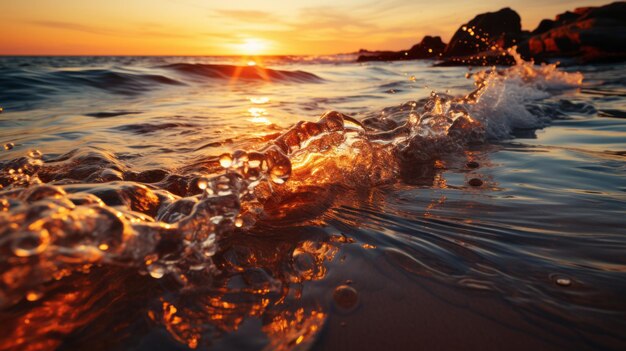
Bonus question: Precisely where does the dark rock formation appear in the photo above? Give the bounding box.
[357,36,446,62]
[518,2,626,64]
[443,7,524,58]
[532,19,556,35]
[355,2,626,66]
[407,36,447,58]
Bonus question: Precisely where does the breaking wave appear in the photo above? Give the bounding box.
[0,52,583,313]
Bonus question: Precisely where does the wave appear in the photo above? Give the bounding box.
[0,63,322,111]
[161,63,323,82]
[0,51,582,314]
[49,69,184,93]
[0,67,184,110]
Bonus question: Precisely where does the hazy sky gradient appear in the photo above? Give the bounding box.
[0,0,611,55]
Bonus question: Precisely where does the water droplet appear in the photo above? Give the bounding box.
[556,277,571,287]
[3,142,14,150]
[148,264,165,279]
[0,198,9,212]
[468,178,483,187]
[219,153,233,168]
[197,177,208,190]
[234,217,243,228]
[98,243,109,251]
[333,285,358,311]
[26,291,43,302]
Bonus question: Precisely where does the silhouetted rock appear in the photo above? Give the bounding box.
[532,19,556,35]
[355,2,626,66]
[518,2,626,64]
[556,11,582,25]
[407,36,446,57]
[444,8,524,58]
[357,36,446,62]
[531,11,584,35]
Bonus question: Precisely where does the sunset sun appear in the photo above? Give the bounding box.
[237,38,268,55]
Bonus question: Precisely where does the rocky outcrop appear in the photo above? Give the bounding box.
[356,2,626,66]
[517,2,626,64]
[443,8,525,58]
[357,36,446,62]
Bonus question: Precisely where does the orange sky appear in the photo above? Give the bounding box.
[0,0,610,55]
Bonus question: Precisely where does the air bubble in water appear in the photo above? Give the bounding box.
[3,142,14,150]
[11,230,49,257]
[333,285,358,311]
[28,149,42,159]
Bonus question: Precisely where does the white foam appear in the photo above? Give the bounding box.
[469,48,583,139]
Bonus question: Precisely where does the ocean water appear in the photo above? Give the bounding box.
[0,54,625,351]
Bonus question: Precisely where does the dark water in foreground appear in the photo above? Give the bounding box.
[0,55,625,350]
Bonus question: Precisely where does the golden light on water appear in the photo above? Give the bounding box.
[250,117,271,124]
[250,97,270,104]
[248,107,271,124]
[248,107,267,117]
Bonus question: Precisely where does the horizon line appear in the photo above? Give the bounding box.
[0,53,356,57]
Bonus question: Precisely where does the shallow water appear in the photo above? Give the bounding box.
[0,55,625,351]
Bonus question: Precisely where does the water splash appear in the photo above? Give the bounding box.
[0,51,583,348]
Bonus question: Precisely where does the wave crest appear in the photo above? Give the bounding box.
[162,63,323,82]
